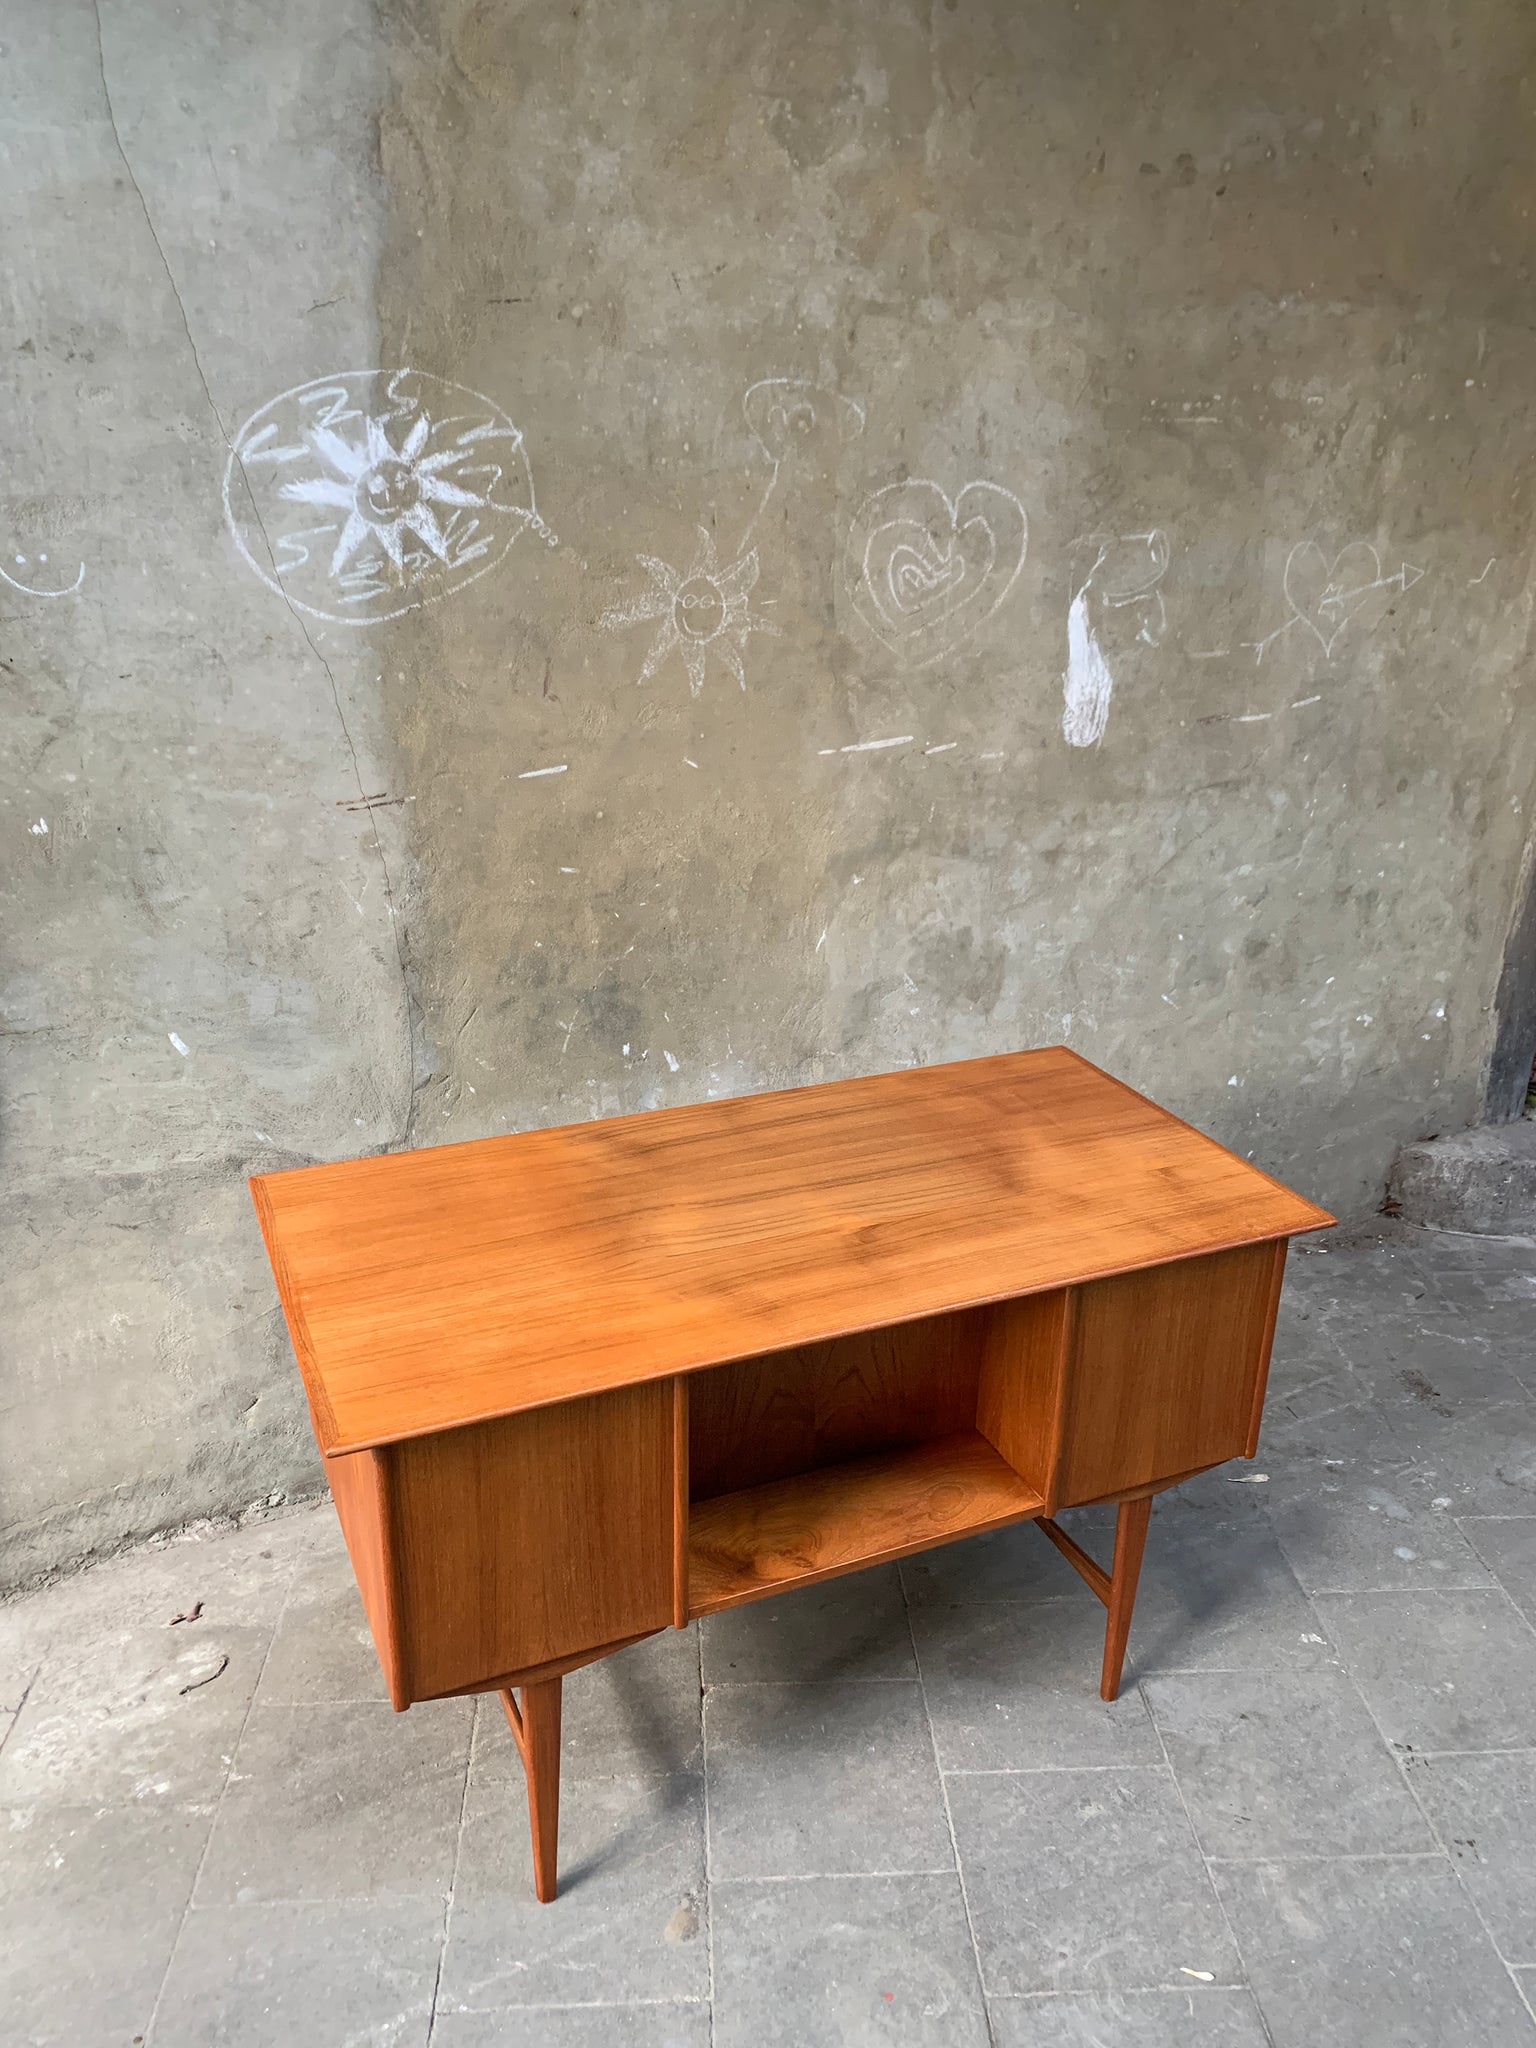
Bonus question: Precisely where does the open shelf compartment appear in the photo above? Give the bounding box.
[687,1428,1044,1616]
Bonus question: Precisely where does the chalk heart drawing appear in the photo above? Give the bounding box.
[1283,539,1385,657]
[848,479,1027,667]
[743,379,865,465]
[224,368,547,625]
[600,527,777,695]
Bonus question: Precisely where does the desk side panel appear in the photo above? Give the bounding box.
[327,1447,407,1710]
[388,1382,673,1702]
[1058,1240,1285,1505]
[975,1289,1075,1508]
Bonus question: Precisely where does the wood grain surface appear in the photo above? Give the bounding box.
[975,1289,1075,1510]
[251,1047,1332,1455]
[326,1445,408,1710]
[385,1382,673,1701]
[687,1310,987,1501]
[1056,1241,1284,1504]
[687,1430,1045,1614]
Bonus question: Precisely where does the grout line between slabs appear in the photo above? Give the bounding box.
[141,1543,300,2046]
[941,1762,1172,1777]
[989,1984,1251,2000]
[701,1674,920,1687]
[899,1560,996,2043]
[708,1868,960,1885]
[1402,1745,1536,1760]
[1202,1850,1448,1866]
[698,1624,716,2048]
[447,1996,711,2015]
[424,1694,477,2045]
[1328,1622,1535,2023]
[1137,1603,1306,2048]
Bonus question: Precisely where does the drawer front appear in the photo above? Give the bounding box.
[1056,1240,1286,1506]
[387,1380,674,1701]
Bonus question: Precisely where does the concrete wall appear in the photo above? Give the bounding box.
[5,0,1534,1588]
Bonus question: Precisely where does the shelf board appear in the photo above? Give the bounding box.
[687,1430,1044,1617]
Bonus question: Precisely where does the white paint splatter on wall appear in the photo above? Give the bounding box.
[1062,581,1117,748]
[1061,531,1169,748]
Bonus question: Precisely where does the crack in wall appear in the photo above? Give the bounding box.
[92,0,422,1152]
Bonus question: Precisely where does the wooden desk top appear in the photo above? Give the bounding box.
[251,1047,1332,1456]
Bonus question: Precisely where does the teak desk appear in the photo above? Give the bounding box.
[252,1048,1332,1901]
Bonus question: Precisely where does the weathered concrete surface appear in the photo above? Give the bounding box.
[375,0,1536,1189]
[1392,1121,1536,1236]
[1,0,409,1588]
[5,0,1536,1584]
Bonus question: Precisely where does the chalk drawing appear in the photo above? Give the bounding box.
[1,550,85,599]
[744,378,865,466]
[1061,530,1169,748]
[738,378,864,550]
[1244,541,1424,664]
[224,369,550,624]
[847,479,1027,667]
[600,527,777,694]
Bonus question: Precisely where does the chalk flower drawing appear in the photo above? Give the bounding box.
[1245,540,1424,664]
[223,369,547,625]
[847,479,1027,668]
[1062,530,1169,748]
[600,528,776,694]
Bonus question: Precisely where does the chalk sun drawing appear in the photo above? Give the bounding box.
[1245,540,1424,664]
[846,479,1027,668]
[0,549,85,599]
[223,369,550,625]
[600,527,777,695]
[1061,530,1169,748]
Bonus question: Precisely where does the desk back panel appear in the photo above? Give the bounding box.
[688,1310,988,1501]
[378,1380,674,1703]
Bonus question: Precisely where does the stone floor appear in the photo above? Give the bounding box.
[3,1223,1536,2047]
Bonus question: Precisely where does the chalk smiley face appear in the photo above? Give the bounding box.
[743,379,865,467]
[357,456,423,525]
[674,574,727,641]
[0,547,85,599]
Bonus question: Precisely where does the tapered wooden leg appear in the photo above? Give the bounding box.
[1099,1497,1152,1702]
[499,1676,562,1902]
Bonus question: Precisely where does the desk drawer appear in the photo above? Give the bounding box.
[329,1379,674,1706]
[1057,1239,1286,1504]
